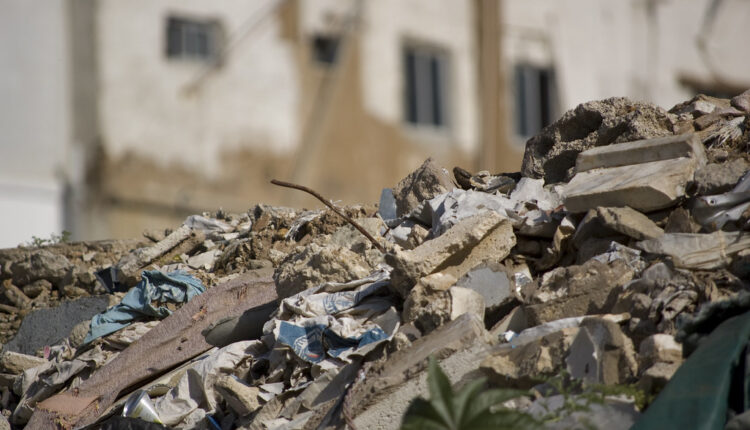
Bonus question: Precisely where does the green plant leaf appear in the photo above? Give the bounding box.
[451,378,487,427]
[427,356,455,427]
[464,388,528,424]
[401,398,450,430]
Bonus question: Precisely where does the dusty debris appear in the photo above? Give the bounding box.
[0,91,748,429]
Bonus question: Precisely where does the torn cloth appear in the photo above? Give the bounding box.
[84,270,205,344]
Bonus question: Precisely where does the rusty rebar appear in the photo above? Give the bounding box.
[270,179,386,253]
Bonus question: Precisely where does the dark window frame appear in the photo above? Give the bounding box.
[514,64,557,138]
[403,44,451,130]
[166,16,221,62]
[311,35,341,65]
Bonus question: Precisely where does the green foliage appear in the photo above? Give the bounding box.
[401,356,537,430]
[24,231,71,247]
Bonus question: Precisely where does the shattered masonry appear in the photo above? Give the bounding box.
[0,91,749,429]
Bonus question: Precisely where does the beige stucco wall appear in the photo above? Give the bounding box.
[502,0,750,125]
[0,0,69,247]
[96,0,300,176]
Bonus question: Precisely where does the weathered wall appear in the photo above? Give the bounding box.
[0,0,69,247]
[89,0,486,239]
[503,0,750,126]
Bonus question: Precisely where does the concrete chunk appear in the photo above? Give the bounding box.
[392,158,455,217]
[565,318,638,385]
[480,327,579,388]
[639,334,682,369]
[575,133,705,173]
[0,352,46,375]
[455,262,514,312]
[637,231,750,269]
[386,212,514,297]
[563,157,699,213]
[574,207,664,246]
[525,259,635,326]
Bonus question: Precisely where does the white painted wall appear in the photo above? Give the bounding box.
[359,0,479,153]
[0,0,68,248]
[503,0,750,115]
[97,0,300,176]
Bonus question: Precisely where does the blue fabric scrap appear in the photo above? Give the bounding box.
[84,270,205,344]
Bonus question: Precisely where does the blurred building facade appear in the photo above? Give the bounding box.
[1,0,749,246]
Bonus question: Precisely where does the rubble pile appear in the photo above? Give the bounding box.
[1,92,749,429]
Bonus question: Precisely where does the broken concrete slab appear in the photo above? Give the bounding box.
[575,133,706,174]
[524,259,636,326]
[392,157,455,218]
[3,296,109,355]
[637,231,750,270]
[522,97,675,184]
[387,212,514,297]
[565,318,638,385]
[455,262,514,315]
[0,352,46,375]
[563,157,700,213]
[346,314,492,430]
[573,207,664,247]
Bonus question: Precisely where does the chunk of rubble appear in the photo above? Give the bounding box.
[273,242,372,299]
[402,273,485,333]
[10,250,72,287]
[0,352,46,375]
[565,318,638,385]
[522,97,675,183]
[564,134,706,213]
[637,231,750,270]
[480,327,578,388]
[523,258,636,325]
[387,212,515,297]
[392,157,455,217]
[574,133,705,173]
[573,206,664,245]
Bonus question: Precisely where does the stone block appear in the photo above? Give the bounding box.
[563,157,699,213]
[574,133,705,173]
